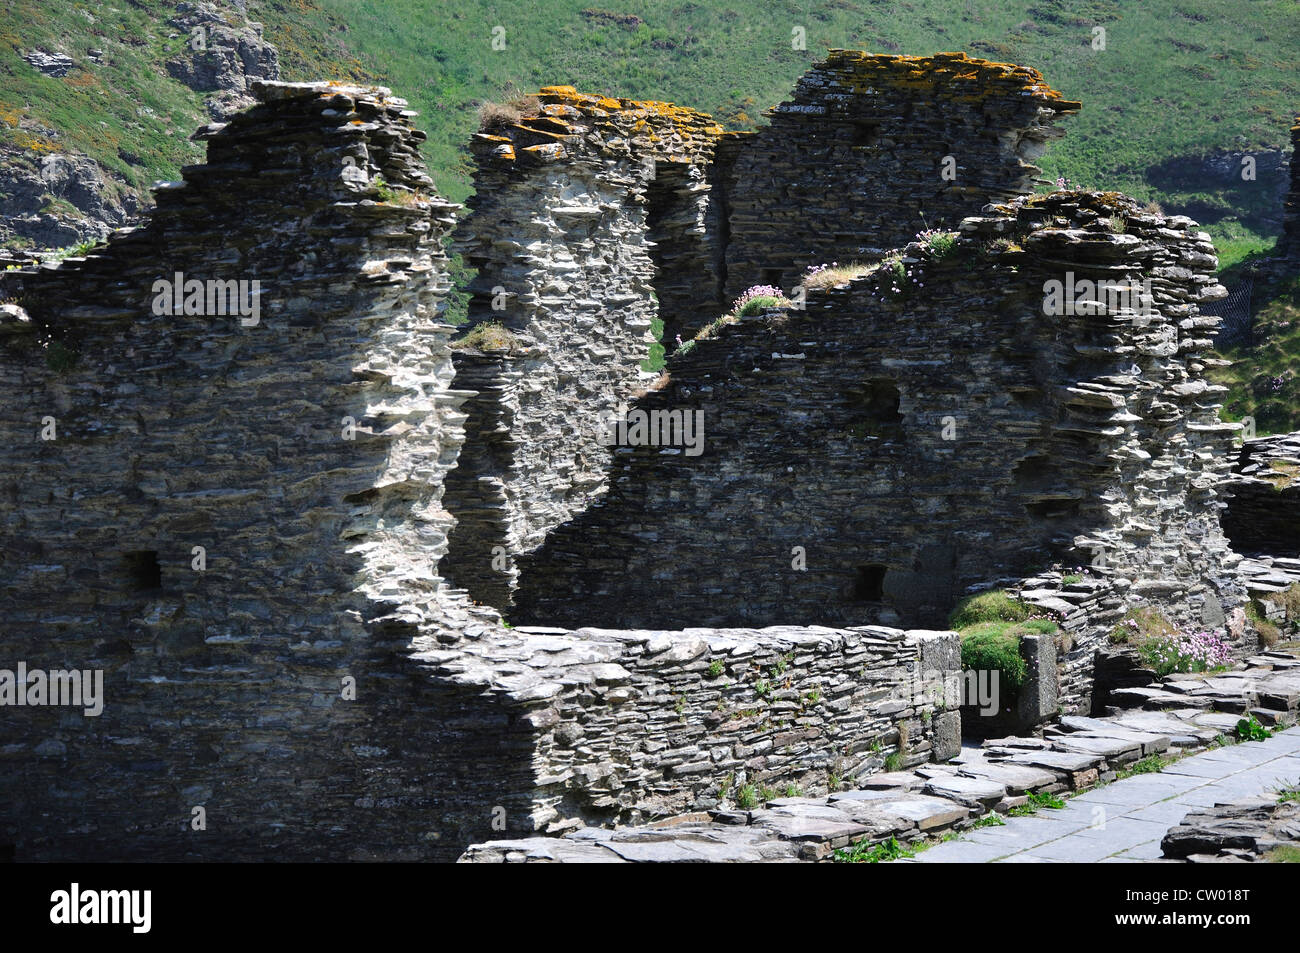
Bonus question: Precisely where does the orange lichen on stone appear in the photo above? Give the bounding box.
[473,82,727,169]
[822,49,1080,111]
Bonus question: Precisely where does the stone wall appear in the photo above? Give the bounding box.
[514,192,1247,657]
[720,51,1078,299]
[415,619,961,831]
[442,87,726,604]
[1223,433,1300,557]
[0,81,526,861]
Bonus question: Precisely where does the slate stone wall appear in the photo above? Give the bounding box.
[442,88,726,605]
[720,50,1079,299]
[0,81,528,861]
[514,193,1247,656]
[416,620,962,832]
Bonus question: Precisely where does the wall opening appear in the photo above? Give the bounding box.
[761,267,783,289]
[851,564,888,602]
[850,380,904,440]
[124,550,162,592]
[646,162,713,350]
[851,123,879,148]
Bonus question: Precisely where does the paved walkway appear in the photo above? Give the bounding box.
[909,727,1300,863]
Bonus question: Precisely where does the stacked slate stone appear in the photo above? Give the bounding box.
[459,646,1300,862]
[513,192,1247,689]
[410,618,962,835]
[444,87,726,605]
[719,50,1080,300]
[0,81,499,861]
[1222,432,1300,556]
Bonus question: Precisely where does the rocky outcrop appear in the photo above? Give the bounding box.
[22,50,74,78]
[0,2,282,253]
[0,149,142,248]
[165,2,282,119]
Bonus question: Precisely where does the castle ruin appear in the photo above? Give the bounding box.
[0,52,1265,862]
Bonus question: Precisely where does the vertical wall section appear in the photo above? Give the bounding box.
[0,81,531,861]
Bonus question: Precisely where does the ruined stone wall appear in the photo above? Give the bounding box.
[0,82,538,862]
[1223,433,1300,556]
[514,193,1247,670]
[443,87,725,604]
[720,51,1078,299]
[417,619,961,831]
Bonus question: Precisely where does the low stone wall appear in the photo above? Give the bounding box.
[1223,433,1300,557]
[415,618,962,832]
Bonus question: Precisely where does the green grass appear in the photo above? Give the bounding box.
[1007,790,1066,816]
[949,589,1034,629]
[832,835,916,863]
[5,0,1298,267]
[1212,275,1300,436]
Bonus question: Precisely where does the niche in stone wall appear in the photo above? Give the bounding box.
[848,380,904,441]
[123,550,162,591]
[851,564,889,602]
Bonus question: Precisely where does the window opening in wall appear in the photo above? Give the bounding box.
[852,564,888,602]
[849,380,904,440]
[851,123,879,148]
[124,550,162,591]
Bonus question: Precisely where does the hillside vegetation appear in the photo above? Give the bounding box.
[2,0,1298,265]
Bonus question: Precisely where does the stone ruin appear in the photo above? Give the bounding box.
[0,51,1274,862]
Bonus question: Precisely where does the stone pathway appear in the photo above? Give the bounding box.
[907,728,1300,863]
[459,649,1300,862]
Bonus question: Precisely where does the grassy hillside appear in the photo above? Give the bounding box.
[267,0,1300,268]
[1213,273,1300,435]
[3,0,1298,264]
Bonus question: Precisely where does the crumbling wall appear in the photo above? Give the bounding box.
[415,619,961,831]
[442,87,725,604]
[1223,433,1300,556]
[514,192,1247,680]
[720,51,1078,299]
[0,81,533,861]
[444,56,1078,610]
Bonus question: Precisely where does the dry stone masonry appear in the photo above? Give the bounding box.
[719,50,1079,299]
[1223,432,1300,557]
[461,646,1300,862]
[0,80,500,861]
[0,52,1283,863]
[442,87,725,605]
[514,192,1248,669]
